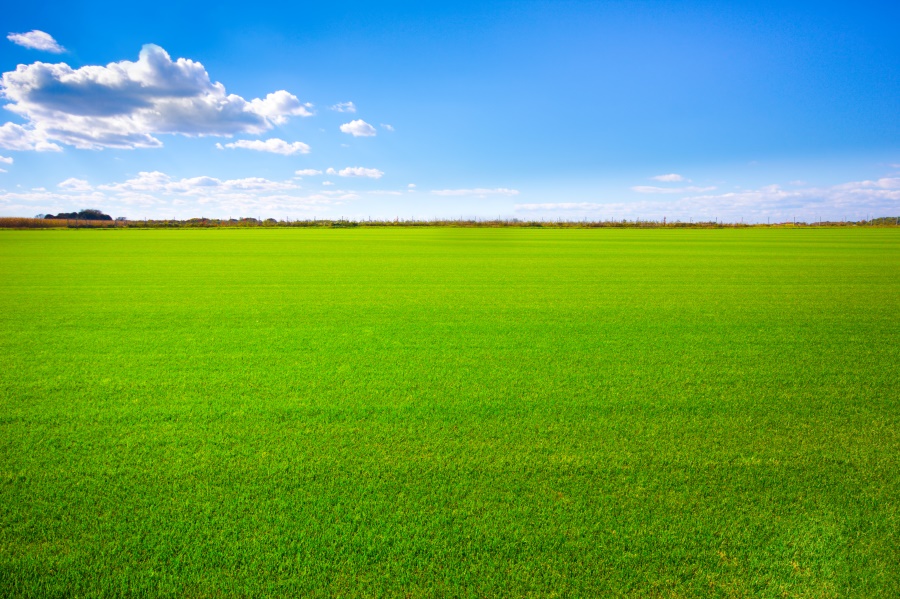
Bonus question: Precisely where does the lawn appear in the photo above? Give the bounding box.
[1,228,898,597]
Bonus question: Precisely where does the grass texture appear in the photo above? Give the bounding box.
[1,228,898,598]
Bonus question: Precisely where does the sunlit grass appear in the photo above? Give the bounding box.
[1,228,898,597]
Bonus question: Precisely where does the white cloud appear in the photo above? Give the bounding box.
[517,202,605,211]
[338,166,383,179]
[322,181,334,186]
[58,177,92,191]
[381,123,394,131]
[7,31,65,53]
[0,44,313,150]
[0,122,63,151]
[339,119,377,137]
[97,171,298,194]
[515,178,900,221]
[0,155,12,164]
[326,168,337,175]
[631,185,716,194]
[651,173,686,182]
[330,101,356,113]
[218,138,311,155]
[431,188,519,197]
[295,169,322,177]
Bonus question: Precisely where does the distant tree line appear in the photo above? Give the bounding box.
[44,209,112,221]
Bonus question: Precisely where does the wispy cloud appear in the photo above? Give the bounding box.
[217,138,311,155]
[651,173,687,182]
[431,188,519,197]
[294,169,323,177]
[0,170,360,219]
[7,30,65,53]
[632,185,716,194]
[0,155,12,164]
[339,119,377,137]
[381,124,394,131]
[0,44,312,150]
[330,101,356,113]
[517,178,900,221]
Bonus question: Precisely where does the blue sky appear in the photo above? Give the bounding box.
[1,0,898,221]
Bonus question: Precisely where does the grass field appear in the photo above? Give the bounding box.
[1,228,898,597]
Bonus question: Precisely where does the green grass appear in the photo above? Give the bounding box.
[1,228,898,598]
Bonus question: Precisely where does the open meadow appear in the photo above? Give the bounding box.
[1,228,898,597]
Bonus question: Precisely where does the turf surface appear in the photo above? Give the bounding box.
[1,228,898,597]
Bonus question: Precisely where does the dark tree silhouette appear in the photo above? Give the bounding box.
[45,209,113,221]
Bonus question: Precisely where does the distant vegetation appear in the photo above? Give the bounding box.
[2,214,899,229]
[42,209,113,221]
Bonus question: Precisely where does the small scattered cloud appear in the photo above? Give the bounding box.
[217,138,311,155]
[330,101,356,113]
[58,178,92,191]
[431,188,519,197]
[294,169,322,177]
[340,119,377,137]
[631,185,717,194]
[381,124,394,131]
[326,168,337,175]
[651,173,687,182]
[338,166,383,179]
[0,155,12,164]
[7,30,65,53]
[322,181,334,186]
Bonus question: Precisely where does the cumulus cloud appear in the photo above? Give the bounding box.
[217,138,311,155]
[0,122,62,151]
[294,169,322,177]
[631,185,716,194]
[431,188,519,197]
[58,177,92,191]
[7,31,65,53]
[339,119,377,137]
[0,44,313,150]
[337,166,383,179]
[0,155,12,164]
[330,101,356,113]
[651,173,686,182]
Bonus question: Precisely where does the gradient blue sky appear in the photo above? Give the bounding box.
[1,0,898,221]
